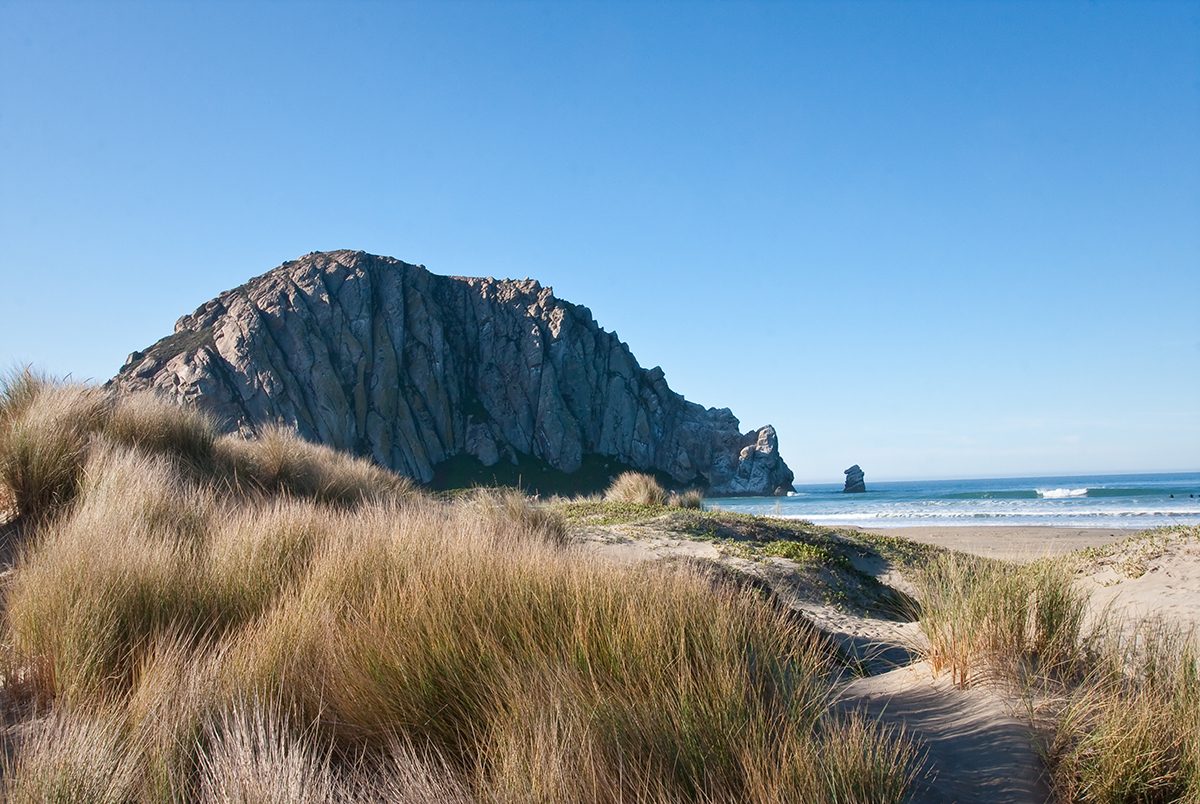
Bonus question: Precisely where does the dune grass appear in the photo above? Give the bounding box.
[0,382,110,522]
[0,378,920,802]
[912,552,1091,689]
[0,373,417,524]
[3,706,140,803]
[668,488,705,509]
[605,470,669,505]
[1047,620,1200,803]
[599,472,705,511]
[213,423,417,506]
[912,542,1200,802]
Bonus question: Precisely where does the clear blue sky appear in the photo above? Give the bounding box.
[2,1,1197,482]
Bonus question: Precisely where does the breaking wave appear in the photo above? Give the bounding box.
[948,486,1197,500]
[710,473,1200,529]
[1036,487,1089,499]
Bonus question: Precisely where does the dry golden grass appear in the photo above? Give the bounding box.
[912,552,1089,688]
[105,392,218,470]
[213,424,417,506]
[456,486,569,547]
[0,380,919,801]
[668,488,705,509]
[196,703,339,804]
[1046,619,1200,803]
[605,471,668,505]
[3,706,141,803]
[0,485,14,522]
[605,473,705,510]
[0,376,417,523]
[913,544,1200,801]
[0,367,49,440]
[0,383,110,522]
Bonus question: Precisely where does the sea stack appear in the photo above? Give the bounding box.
[843,465,866,493]
[111,250,796,496]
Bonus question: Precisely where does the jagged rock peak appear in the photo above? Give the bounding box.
[113,250,795,495]
[843,464,866,493]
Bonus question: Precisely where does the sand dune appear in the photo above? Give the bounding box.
[839,661,1049,804]
[581,517,1200,803]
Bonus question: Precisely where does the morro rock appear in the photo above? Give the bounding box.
[843,465,866,493]
[112,250,795,496]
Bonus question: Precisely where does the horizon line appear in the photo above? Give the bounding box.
[790,468,1200,485]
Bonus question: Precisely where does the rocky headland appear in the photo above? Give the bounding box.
[112,250,794,496]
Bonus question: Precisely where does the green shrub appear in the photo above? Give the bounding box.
[762,539,833,565]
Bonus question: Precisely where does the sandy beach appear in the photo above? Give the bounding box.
[856,525,1131,562]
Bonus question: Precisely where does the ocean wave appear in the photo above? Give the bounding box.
[944,486,1197,501]
[1086,487,1198,498]
[1036,487,1089,499]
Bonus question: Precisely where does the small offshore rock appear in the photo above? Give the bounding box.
[843,464,866,493]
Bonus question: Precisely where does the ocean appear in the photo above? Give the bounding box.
[705,472,1200,529]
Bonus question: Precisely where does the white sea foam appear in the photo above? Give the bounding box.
[1036,487,1089,499]
[777,508,1198,522]
[709,473,1200,530]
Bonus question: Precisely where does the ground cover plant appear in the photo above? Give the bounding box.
[0,376,920,802]
[559,490,925,621]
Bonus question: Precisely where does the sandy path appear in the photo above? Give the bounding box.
[856,525,1128,562]
[839,662,1050,803]
[575,520,1141,802]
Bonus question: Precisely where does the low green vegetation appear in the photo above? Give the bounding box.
[0,375,920,802]
[841,528,942,572]
[557,499,670,526]
[1075,524,1199,580]
[761,539,839,566]
[559,494,921,621]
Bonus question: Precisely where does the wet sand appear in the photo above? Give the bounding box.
[855,525,1131,562]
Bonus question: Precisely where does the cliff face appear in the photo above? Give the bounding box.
[112,251,794,495]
